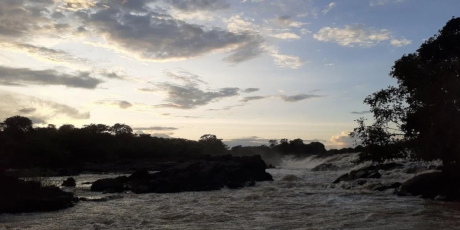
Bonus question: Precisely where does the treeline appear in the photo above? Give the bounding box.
[0,116,361,169]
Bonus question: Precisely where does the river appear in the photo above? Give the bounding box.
[2,154,460,230]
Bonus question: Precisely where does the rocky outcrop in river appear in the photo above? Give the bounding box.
[91,155,273,194]
[0,176,78,213]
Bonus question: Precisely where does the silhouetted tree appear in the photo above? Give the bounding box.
[268,139,278,148]
[110,123,133,136]
[351,17,460,168]
[58,124,75,133]
[199,134,227,155]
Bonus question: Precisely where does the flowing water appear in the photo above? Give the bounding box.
[2,154,460,230]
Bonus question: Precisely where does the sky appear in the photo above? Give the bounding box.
[0,0,458,149]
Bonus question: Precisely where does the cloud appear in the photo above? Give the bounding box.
[222,39,265,64]
[265,46,303,69]
[314,25,392,47]
[18,108,37,114]
[369,0,406,7]
[0,42,89,66]
[224,136,270,147]
[0,66,103,89]
[29,116,47,125]
[96,100,133,109]
[0,0,56,40]
[300,28,312,35]
[274,16,307,28]
[165,71,208,86]
[242,88,259,93]
[351,110,371,115]
[147,81,240,109]
[390,38,412,47]
[224,15,260,33]
[270,32,301,40]
[330,131,358,148]
[0,91,90,124]
[76,3,263,63]
[322,2,336,14]
[240,96,266,102]
[279,94,322,102]
[133,126,178,131]
[168,0,230,12]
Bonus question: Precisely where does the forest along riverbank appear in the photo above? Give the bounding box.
[2,154,460,230]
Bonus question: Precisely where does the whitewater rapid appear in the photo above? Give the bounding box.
[2,154,460,230]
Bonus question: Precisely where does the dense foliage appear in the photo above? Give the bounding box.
[0,116,226,169]
[351,17,460,167]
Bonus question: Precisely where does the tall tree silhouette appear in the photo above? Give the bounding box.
[351,17,460,168]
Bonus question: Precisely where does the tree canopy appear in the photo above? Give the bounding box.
[351,17,460,167]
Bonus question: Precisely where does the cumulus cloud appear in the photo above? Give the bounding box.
[0,91,90,124]
[0,66,103,89]
[330,131,358,148]
[75,2,263,63]
[274,16,306,28]
[224,15,260,33]
[390,38,412,47]
[279,94,322,102]
[0,0,56,39]
[322,2,336,14]
[314,24,412,48]
[314,25,391,47]
[270,32,301,40]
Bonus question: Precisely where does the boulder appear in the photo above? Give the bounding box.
[333,163,403,183]
[93,155,273,194]
[0,176,78,213]
[311,163,339,171]
[91,177,127,192]
[396,172,445,199]
[61,177,76,187]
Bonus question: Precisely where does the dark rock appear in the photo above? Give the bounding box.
[367,172,382,179]
[0,176,78,213]
[403,165,431,174]
[333,163,403,183]
[61,177,76,187]
[95,155,272,194]
[356,179,367,186]
[397,172,444,199]
[91,177,126,192]
[374,182,402,191]
[311,163,339,171]
[267,164,276,169]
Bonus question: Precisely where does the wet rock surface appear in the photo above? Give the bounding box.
[332,163,404,183]
[61,177,76,187]
[0,176,78,213]
[90,155,273,194]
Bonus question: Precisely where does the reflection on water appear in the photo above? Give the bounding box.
[2,155,460,230]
